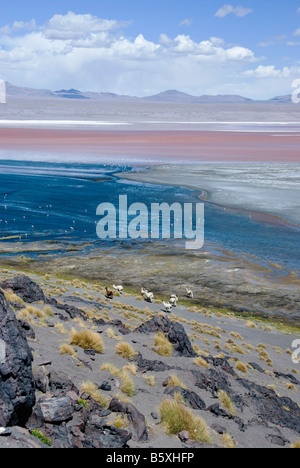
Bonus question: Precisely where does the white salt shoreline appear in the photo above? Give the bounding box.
[120,163,300,227]
[0,120,300,132]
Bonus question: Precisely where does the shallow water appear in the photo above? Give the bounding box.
[0,159,299,278]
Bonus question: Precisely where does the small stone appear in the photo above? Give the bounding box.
[178,431,189,442]
[84,349,96,356]
[211,423,227,435]
[100,381,112,392]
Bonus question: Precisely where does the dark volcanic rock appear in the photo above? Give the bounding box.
[133,352,172,372]
[164,386,206,410]
[205,356,237,377]
[52,301,88,320]
[238,378,300,433]
[109,397,148,442]
[38,396,75,424]
[108,319,131,335]
[266,434,289,447]
[48,371,80,397]
[100,381,112,392]
[273,371,299,386]
[33,367,49,394]
[17,319,36,339]
[0,291,35,427]
[28,391,131,448]
[248,362,265,373]
[134,315,196,357]
[192,368,232,397]
[0,276,45,303]
[207,403,234,419]
[0,426,49,449]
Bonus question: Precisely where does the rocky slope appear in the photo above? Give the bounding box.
[0,269,299,449]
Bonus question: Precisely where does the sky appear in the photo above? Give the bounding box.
[0,1,300,98]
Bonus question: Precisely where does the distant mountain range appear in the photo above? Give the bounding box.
[4,82,292,104]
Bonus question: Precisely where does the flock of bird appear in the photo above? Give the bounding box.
[105,284,194,313]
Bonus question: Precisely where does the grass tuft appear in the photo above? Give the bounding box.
[159,399,211,443]
[70,328,104,354]
[115,341,137,359]
[81,381,108,408]
[153,332,173,357]
[217,390,236,416]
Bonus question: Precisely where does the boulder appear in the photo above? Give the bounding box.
[0,291,35,427]
[164,386,206,410]
[28,392,131,448]
[108,397,148,442]
[0,276,45,304]
[38,397,75,424]
[48,371,80,397]
[238,378,300,433]
[133,352,171,372]
[134,315,196,357]
[0,426,49,449]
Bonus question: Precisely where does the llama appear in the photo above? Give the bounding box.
[169,295,178,307]
[162,301,173,313]
[186,288,194,299]
[105,287,114,299]
[141,288,154,303]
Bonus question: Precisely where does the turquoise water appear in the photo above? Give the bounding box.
[0,159,299,274]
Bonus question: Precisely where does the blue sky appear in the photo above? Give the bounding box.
[1,1,300,98]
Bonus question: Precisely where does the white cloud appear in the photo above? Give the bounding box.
[244,65,298,79]
[215,4,253,18]
[0,11,286,99]
[179,19,193,27]
[258,35,286,47]
[43,11,129,40]
[286,40,300,46]
[0,19,36,35]
[294,28,300,36]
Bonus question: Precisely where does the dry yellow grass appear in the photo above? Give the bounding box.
[235,361,248,373]
[2,289,25,305]
[144,375,156,387]
[43,305,54,316]
[221,433,236,448]
[109,414,130,429]
[119,370,136,397]
[105,327,122,341]
[153,332,173,357]
[122,363,138,376]
[100,362,120,377]
[70,328,104,354]
[115,341,137,359]
[72,317,87,328]
[26,305,46,319]
[246,321,257,329]
[54,322,67,335]
[217,390,236,416]
[16,308,34,324]
[159,399,211,443]
[59,344,77,358]
[166,374,188,389]
[291,440,300,448]
[81,381,108,408]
